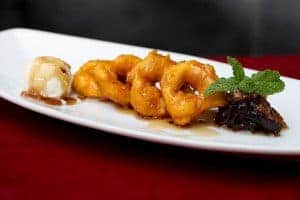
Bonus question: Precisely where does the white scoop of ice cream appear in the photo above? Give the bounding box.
[24,56,72,98]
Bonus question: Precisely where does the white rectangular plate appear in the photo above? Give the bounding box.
[1,28,300,156]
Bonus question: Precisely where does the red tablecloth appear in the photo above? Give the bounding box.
[1,55,300,200]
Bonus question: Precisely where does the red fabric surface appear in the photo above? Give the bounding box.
[1,55,300,200]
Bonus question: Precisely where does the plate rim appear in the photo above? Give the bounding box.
[2,91,300,156]
[1,27,300,156]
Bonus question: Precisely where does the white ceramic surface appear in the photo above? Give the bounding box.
[1,28,300,155]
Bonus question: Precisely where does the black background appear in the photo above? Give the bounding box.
[1,0,300,56]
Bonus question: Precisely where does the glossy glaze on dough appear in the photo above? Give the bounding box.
[130,50,176,118]
[161,61,225,125]
[72,51,225,125]
[73,55,141,106]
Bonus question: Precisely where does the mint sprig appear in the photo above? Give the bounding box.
[204,57,285,96]
[227,56,245,81]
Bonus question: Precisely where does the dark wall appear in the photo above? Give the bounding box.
[1,0,300,56]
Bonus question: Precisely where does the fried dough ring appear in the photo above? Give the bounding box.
[72,55,141,105]
[161,60,225,125]
[92,55,141,106]
[130,50,176,118]
[72,60,104,98]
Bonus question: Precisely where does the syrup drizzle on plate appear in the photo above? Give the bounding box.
[114,105,218,137]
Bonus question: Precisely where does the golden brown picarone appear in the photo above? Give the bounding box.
[72,55,141,105]
[72,51,225,125]
[72,60,104,98]
[129,50,176,118]
[161,61,226,125]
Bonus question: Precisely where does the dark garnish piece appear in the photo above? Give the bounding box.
[204,57,287,135]
[215,91,287,135]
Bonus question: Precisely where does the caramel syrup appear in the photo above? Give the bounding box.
[114,105,218,137]
[21,91,218,137]
[21,91,78,106]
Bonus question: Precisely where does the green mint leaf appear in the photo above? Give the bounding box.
[227,56,245,81]
[204,57,285,97]
[250,70,285,96]
[251,69,280,82]
[204,77,238,96]
[237,77,255,93]
[252,79,285,96]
